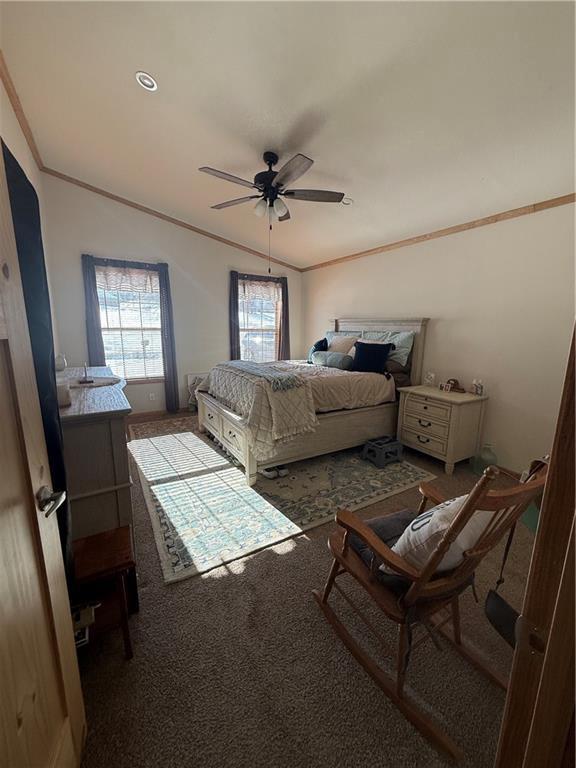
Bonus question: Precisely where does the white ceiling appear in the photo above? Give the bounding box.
[1,1,574,268]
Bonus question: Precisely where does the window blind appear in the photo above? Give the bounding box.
[238,277,282,362]
[95,264,164,380]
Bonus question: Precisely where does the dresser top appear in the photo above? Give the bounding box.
[58,366,132,422]
[398,384,488,404]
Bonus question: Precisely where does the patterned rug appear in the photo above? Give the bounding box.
[128,416,435,582]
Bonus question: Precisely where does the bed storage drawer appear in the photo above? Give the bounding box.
[405,395,452,423]
[400,428,447,458]
[204,405,222,437]
[221,415,244,455]
[403,413,450,440]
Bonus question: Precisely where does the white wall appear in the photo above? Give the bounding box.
[42,174,303,412]
[303,205,574,470]
[0,81,59,348]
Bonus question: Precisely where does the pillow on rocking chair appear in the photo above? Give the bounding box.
[382,495,494,575]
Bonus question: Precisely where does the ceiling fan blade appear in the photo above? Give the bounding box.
[211,195,261,210]
[272,153,313,188]
[283,189,345,203]
[199,167,257,189]
[279,205,291,222]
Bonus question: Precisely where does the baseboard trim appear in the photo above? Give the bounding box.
[126,408,191,425]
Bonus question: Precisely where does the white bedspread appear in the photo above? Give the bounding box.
[296,362,396,413]
[198,361,396,461]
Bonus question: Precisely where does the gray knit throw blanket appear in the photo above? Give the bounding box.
[220,361,303,391]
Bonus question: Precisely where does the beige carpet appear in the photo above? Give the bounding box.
[79,417,534,768]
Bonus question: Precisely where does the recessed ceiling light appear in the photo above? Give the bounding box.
[135,71,158,92]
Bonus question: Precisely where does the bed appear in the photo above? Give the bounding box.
[196,317,429,484]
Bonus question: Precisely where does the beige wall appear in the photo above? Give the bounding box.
[27,128,573,469]
[1,82,39,185]
[42,174,303,412]
[0,81,59,349]
[303,205,574,470]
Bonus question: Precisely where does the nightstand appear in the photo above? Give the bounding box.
[397,385,488,475]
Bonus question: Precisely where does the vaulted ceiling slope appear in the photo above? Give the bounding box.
[1,2,574,268]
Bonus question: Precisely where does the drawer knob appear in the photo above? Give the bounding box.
[417,435,430,444]
[423,405,428,410]
[418,419,431,428]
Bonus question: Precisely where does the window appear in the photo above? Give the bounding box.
[95,264,164,380]
[238,276,283,362]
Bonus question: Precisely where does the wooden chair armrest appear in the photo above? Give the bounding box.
[418,481,448,506]
[336,509,420,581]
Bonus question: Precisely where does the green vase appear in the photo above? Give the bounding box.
[472,443,497,476]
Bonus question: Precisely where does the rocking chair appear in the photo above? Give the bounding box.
[312,462,548,763]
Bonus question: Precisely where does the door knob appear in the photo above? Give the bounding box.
[36,486,67,518]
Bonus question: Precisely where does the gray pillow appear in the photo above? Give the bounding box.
[311,351,354,370]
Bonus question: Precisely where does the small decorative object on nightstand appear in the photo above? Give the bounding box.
[397,385,488,475]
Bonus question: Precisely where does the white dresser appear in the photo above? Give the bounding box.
[59,366,133,539]
[397,385,488,474]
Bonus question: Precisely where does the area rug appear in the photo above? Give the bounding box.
[129,416,435,582]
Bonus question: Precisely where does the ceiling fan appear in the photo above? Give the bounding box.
[199,151,345,222]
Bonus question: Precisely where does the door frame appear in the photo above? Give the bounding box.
[0,148,85,761]
[495,332,575,767]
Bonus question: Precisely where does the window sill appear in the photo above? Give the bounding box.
[125,377,165,385]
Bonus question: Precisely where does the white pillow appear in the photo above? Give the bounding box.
[327,335,358,355]
[381,495,493,575]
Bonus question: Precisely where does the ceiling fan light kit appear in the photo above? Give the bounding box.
[273,198,288,217]
[199,150,347,223]
[254,198,268,218]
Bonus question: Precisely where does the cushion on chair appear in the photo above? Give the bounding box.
[385,495,494,574]
[348,509,416,595]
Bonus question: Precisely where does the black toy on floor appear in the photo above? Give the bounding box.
[362,437,403,468]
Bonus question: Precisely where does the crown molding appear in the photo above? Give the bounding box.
[0,49,301,273]
[41,167,300,271]
[302,193,576,272]
[0,50,43,169]
[2,49,573,276]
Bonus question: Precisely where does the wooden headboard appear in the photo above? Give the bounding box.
[332,317,429,385]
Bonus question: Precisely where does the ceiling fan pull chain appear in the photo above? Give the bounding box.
[268,223,272,274]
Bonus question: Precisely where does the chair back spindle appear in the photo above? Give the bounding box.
[404,463,548,607]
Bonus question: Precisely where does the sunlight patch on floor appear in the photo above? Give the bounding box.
[129,432,229,483]
[129,432,302,577]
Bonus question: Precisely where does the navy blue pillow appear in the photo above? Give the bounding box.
[307,337,328,363]
[352,341,395,374]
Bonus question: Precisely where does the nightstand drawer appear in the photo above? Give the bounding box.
[403,412,450,440]
[405,395,452,423]
[400,428,447,458]
[204,405,222,437]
